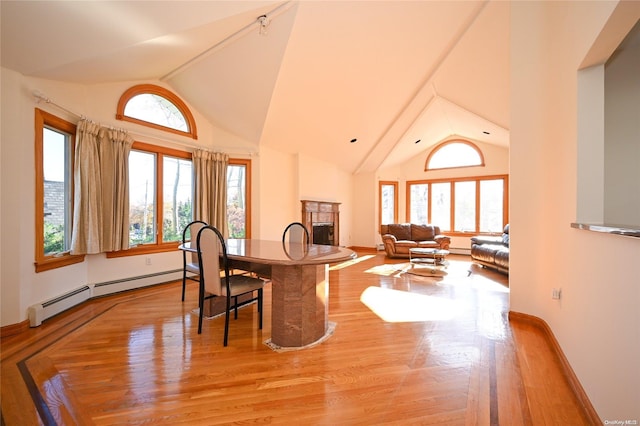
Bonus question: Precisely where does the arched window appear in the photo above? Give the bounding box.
[116,84,197,139]
[425,140,484,171]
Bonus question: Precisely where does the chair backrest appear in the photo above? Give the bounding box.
[196,225,227,297]
[282,222,310,245]
[183,220,207,263]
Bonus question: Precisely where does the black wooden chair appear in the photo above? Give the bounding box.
[196,225,265,346]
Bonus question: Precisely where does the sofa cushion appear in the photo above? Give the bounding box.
[471,235,502,245]
[386,223,412,241]
[411,224,437,241]
[495,248,509,269]
[471,244,501,263]
[417,241,440,249]
[395,240,418,249]
[394,240,418,255]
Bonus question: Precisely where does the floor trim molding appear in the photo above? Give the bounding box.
[508,311,602,425]
[1,319,30,338]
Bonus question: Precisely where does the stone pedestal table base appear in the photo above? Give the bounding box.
[270,263,328,348]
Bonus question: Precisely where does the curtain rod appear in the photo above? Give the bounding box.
[32,90,256,156]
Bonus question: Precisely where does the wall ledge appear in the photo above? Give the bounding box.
[571,222,640,238]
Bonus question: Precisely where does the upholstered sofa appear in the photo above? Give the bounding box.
[380,224,451,258]
[470,224,509,274]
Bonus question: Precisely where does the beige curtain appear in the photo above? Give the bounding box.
[71,120,133,254]
[193,150,229,238]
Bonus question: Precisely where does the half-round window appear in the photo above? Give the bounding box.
[116,84,197,139]
[425,140,484,170]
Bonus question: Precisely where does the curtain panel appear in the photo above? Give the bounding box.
[193,150,229,238]
[71,120,133,254]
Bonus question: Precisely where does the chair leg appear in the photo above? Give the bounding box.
[181,270,187,302]
[197,286,204,334]
[224,297,231,346]
[234,296,239,319]
[258,289,263,330]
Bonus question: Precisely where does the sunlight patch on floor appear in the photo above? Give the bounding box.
[363,262,407,277]
[329,254,375,270]
[360,286,464,322]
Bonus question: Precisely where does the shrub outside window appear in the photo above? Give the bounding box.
[227,160,251,238]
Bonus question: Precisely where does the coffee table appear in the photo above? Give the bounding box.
[409,248,449,265]
[408,248,450,276]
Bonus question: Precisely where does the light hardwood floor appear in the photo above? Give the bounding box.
[1,253,593,425]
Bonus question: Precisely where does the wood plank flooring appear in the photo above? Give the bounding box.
[1,253,592,425]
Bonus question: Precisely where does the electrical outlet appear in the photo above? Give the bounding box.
[552,288,562,300]
[145,257,152,266]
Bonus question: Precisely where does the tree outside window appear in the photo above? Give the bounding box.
[125,143,193,252]
[227,160,251,238]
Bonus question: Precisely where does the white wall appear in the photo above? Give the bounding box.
[255,146,298,241]
[256,148,354,245]
[510,1,639,421]
[297,153,353,247]
[351,171,377,248]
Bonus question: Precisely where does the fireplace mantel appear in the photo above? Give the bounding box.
[301,200,340,246]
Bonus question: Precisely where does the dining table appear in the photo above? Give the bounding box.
[180,238,357,349]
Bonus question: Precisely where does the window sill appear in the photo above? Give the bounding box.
[35,254,85,272]
[445,231,503,238]
[106,243,180,258]
[571,223,640,238]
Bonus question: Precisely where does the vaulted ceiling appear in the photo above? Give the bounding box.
[1,1,510,174]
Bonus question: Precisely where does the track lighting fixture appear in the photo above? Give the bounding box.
[258,15,270,36]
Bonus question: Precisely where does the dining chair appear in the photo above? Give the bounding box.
[282,221,310,245]
[181,220,208,301]
[196,225,265,346]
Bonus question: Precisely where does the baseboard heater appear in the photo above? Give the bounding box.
[28,269,183,327]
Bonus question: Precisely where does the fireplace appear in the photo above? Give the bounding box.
[312,223,335,246]
[301,200,340,246]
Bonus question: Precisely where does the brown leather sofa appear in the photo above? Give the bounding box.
[380,224,451,258]
[470,224,509,274]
